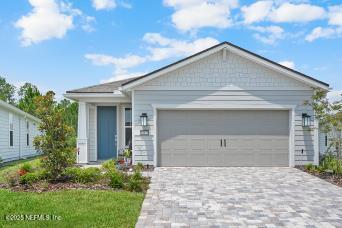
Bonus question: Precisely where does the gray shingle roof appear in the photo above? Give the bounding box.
[66,77,140,93]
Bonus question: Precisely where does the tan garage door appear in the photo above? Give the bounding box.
[157,110,289,167]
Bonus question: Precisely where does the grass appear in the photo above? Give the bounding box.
[0,189,144,228]
[0,158,146,227]
[0,157,41,183]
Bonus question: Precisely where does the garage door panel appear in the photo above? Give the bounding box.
[158,110,289,167]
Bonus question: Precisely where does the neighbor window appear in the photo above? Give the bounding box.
[9,113,14,147]
[124,108,132,149]
[325,135,328,147]
[26,121,30,146]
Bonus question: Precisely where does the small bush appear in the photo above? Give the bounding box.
[63,167,102,183]
[5,172,20,187]
[101,160,116,172]
[20,173,39,185]
[127,178,142,192]
[109,171,125,189]
[135,163,144,172]
[320,154,342,174]
[304,163,315,171]
[20,163,33,173]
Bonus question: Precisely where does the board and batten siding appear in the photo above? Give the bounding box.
[132,51,317,166]
[0,107,40,162]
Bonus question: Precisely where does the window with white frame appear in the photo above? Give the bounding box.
[124,108,132,149]
[9,113,14,147]
[26,120,30,146]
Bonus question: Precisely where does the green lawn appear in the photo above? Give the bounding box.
[0,158,145,228]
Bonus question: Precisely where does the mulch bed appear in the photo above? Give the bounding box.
[297,166,342,187]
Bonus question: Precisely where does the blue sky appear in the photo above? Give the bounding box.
[0,0,341,100]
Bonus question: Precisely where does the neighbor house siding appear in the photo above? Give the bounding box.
[132,51,317,166]
[0,107,40,162]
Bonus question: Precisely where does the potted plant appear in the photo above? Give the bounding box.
[123,149,132,165]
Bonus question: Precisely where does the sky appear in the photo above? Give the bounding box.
[0,0,341,100]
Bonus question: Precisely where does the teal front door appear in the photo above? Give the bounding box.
[97,106,117,160]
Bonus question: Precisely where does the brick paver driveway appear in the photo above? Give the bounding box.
[136,167,342,227]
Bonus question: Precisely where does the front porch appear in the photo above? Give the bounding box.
[76,101,133,164]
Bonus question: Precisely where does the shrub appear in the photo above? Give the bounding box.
[20,163,33,173]
[5,172,20,187]
[63,167,102,183]
[109,171,125,189]
[304,163,315,172]
[20,173,39,185]
[320,154,342,174]
[135,162,144,172]
[127,178,142,192]
[101,160,116,172]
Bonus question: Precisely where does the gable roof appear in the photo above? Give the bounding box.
[0,100,41,123]
[66,77,139,93]
[66,41,329,94]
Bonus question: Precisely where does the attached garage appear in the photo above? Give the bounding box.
[157,110,289,167]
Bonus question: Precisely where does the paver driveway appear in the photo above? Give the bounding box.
[136,167,342,227]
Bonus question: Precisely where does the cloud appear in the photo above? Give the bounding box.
[100,72,144,84]
[143,33,219,61]
[327,90,342,103]
[305,26,342,42]
[250,25,284,44]
[85,54,146,74]
[92,0,116,10]
[269,3,326,23]
[328,5,342,26]
[163,0,238,32]
[241,1,273,24]
[278,60,295,69]
[241,2,326,24]
[15,0,74,46]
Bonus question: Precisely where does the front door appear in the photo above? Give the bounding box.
[97,106,117,160]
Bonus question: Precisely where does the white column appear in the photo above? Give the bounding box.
[77,102,89,163]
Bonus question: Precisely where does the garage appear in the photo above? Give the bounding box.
[157,110,289,167]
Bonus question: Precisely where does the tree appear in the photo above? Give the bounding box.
[57,99,78,146]
[17,82,41,115]
[0,76,16,104]
[305,89,342,157]
[34,91,76,180]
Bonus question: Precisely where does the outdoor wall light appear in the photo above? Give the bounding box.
[140,113,148,127]
[302,113,311,127]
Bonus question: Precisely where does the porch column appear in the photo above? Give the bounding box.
[77,102,89,163]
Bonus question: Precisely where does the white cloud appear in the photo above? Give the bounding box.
[143,33,219,61]
[15,0,73,46]
[328,5,342,26]
[100,72,144,83]
[241,1,273,24]
[278,60,295,69]
[92,0,116,10]
[250,25,284,44]
[241,2,326,24]
[269,2,326,23]
[85,54,146,74]
[164,0,238,32]
[327,90,341,103]
[81,16,96,32]
[305,26,342,42]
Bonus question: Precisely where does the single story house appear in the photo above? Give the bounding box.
[0,100,41,162]
[65,42,330,167]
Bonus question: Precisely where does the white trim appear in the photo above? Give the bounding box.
[314,114,319,165]
[123,106,132,149]
[122,43,329,91]
[94,105,98,161]
[116,105,119,158]
[132,90,135,165]
[153,105,295,168]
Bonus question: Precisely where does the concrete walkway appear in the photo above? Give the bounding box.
[136,167,342,228]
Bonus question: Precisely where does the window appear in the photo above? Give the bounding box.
[26,121,30,146]
[9,113,14,147]
[325,135,328,147]
[124,108,132,149]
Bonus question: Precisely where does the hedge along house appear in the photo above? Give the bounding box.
[65,42,330,167]
[0,100,41,162]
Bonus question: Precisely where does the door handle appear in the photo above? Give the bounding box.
[224,139,226,147]
[220,139,222,147]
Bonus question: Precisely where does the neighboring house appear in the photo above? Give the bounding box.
[65,42,329,167]
[319,128,341,156]
[0,100,41,162]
